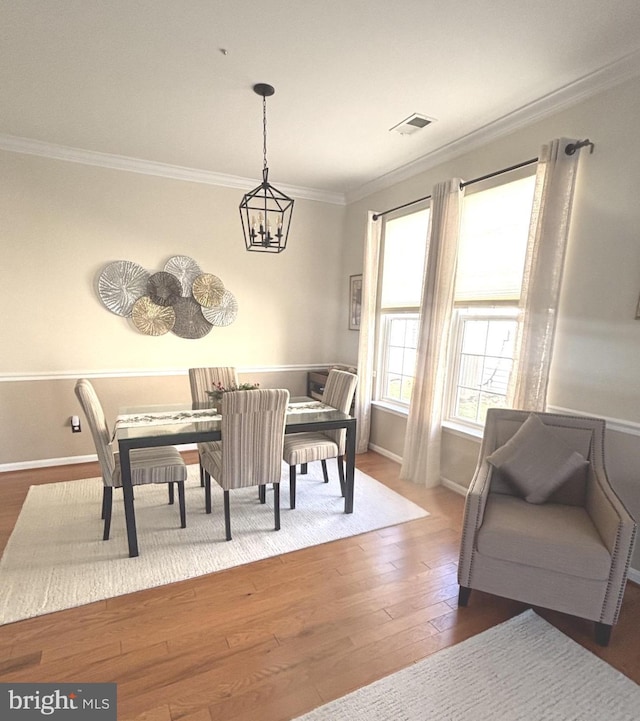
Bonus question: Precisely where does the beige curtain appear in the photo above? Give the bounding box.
[400,179,463,486]
[355,211,382,453]
[508,139,581,411]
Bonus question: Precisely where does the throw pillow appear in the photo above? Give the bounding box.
[487,413,589,504]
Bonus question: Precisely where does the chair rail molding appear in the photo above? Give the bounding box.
[0,364,345,383]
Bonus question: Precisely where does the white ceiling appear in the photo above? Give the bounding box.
[2,1,640,201]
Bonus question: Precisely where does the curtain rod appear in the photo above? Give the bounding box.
[371,138,594,221]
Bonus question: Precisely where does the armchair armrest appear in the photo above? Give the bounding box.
[458,459,494,586]
[586,463,637,624]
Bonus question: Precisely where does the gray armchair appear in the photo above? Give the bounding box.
[458,408,636,646]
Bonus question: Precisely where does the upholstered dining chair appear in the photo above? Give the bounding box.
[199,388,289,540]
[457,408,637,646]
[283,369,358,509]
[74,378,187,541]
[188,367,239,487]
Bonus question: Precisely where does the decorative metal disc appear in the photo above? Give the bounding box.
[164,255,202,296]
[172,297,213,339]
[97,260,149,317]
[147,271,181,307]
[192,273,225,308]
[202,290,238,327]
[131,297,176,336]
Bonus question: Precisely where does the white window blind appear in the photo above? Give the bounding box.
[380,209,429,308]
[455,175,535,302]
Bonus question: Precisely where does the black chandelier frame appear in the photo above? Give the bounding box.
[239,83,294,254]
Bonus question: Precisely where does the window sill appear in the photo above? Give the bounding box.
[371,400,409,418]
[441,420,483,441]
[370,403,484,441]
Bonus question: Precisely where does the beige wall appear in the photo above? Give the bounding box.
[341,74,640,570]
[3,73,640,570]
[0,152,346,465]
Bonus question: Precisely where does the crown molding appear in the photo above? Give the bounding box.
[0,134,346,206]
[346,48,640,204]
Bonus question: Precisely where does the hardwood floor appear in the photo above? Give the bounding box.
[0,451,638,720]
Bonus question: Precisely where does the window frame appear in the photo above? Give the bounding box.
[444,168,536,429]
[445,304,519,430]
[376,310,420,408]
[373,203,430,412]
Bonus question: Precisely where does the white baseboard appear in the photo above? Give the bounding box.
[367,443,402,464]
[0,444,198,474]
[440,476,468,496]
[627,567,640,585]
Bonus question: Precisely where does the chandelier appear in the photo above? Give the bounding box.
[239,83,294,253]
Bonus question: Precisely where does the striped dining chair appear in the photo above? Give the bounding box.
[199,388,289,541]
[188,367,239,488]
[74,379,187,541]
[283,369,358,509]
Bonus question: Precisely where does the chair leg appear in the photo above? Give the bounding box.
[595,622,612,647]
[259,485,266,504]
[204,471,212,514]
[102,486,113,541]
[289,465,297,509]
[199,461,205,487]
[101,485,110,519]
[300,463,308,475]
[274,483,281,531]
[223,490,232,541]
[321,459,329,483]
[458,585,472,607]
[337,455,345,497]
[177,481,186,528]
[168,482,175,505]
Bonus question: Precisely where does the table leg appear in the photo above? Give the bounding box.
[344,419,356,513]
[119,446,139,557]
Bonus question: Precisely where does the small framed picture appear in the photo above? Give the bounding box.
[349,274,362,330]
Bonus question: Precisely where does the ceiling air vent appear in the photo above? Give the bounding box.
[389,113,436,136]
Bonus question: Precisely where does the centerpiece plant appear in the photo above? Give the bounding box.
[206,381,260,405]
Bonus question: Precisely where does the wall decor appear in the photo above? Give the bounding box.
[349,274,362,330]
[96,255,237,338]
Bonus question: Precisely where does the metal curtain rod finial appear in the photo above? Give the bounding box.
[565,138,595,155]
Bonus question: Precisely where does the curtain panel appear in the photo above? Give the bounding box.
[508,138,582,411]
[400,179,463,486]
[355,211,382,453]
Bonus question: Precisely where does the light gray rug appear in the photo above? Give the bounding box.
[292,610,639,721]
[0,463,427,625]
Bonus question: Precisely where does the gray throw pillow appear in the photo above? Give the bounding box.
[486,413,589,504]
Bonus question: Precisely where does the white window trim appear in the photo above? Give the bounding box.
[445,306,519,429]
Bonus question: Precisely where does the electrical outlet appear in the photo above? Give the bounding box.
[71,415,81,433]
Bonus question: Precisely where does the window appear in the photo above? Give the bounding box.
[446,174,536,427]
[376,208,429,407]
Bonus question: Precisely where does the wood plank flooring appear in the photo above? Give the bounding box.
[0,451,638,720]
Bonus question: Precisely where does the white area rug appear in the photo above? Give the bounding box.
[293,610,640,721]
[0,463,427,625]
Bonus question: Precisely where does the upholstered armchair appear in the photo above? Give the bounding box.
[458,408,636,646]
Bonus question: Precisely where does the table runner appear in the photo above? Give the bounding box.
[112,400,332,439]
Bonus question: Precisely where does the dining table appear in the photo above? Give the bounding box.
[113,397,357,557]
